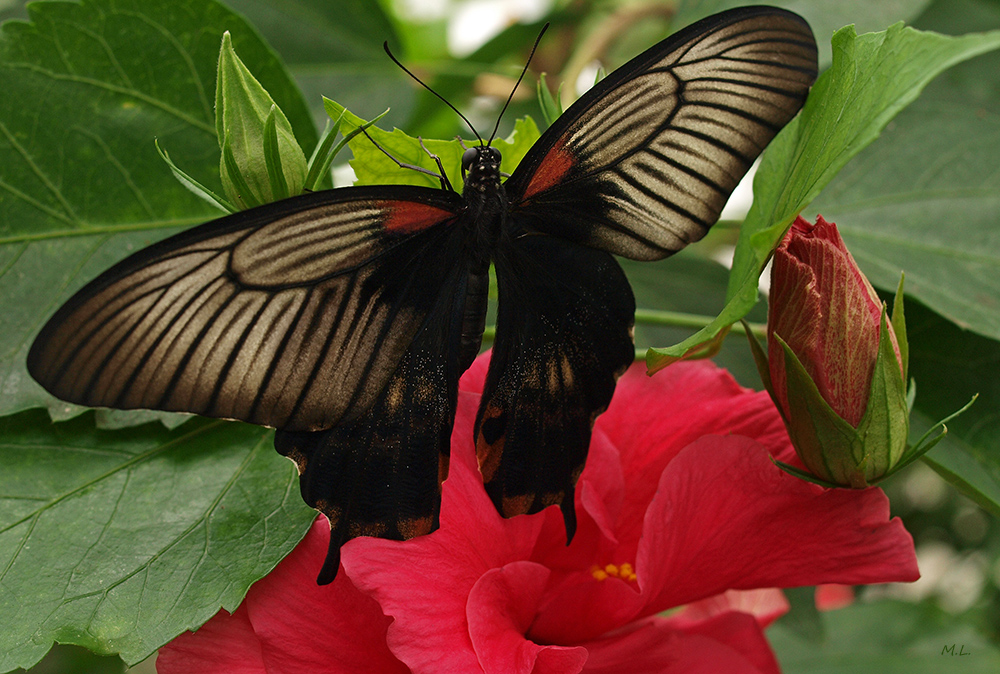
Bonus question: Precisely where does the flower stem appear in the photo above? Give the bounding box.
[634,308,767,338]
[481,310,767,361]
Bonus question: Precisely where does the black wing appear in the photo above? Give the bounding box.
[274,237,470,583]
[505,6,818,260]
[474,7,816,533]
[475,231,635,537]
[27,186,466,432]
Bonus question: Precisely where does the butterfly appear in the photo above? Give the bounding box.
[27,6,818,584]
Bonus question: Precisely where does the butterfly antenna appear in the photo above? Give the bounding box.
[383,42,484,146]
[488,22,549,146]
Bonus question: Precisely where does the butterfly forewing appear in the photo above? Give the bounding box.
[275,232,470,583]
[505,7,818,260]
[27,186,464,432]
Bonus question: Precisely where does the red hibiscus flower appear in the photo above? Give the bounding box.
[159,354,918,674]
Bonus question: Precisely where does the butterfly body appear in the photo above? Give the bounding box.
[27,7,819,583]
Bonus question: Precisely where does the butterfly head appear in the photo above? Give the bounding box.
[462,145,502,193]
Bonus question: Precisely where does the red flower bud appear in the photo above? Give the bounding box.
[768,215,902,425]
[763,215,908,487]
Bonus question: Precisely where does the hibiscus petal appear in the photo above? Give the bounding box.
[583,613,779,674]
[469,561,587,674]
[637,435,918,612]
[159,518,406,674]
[672,589,790,629]
[157,603,266,674]
[593,362,793,559]
[246,519,408,674]
[343,381,551,674]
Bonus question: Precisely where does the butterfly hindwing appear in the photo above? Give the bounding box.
[475,228,635,537]
[504,6,818,260]
[27,186,465,432]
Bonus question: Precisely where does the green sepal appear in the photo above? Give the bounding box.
[742,319,777,404]
[262,104,289,200]
[895,394,978,473]
[536,72,563,127]
[852,307,910,476]
[215,31,306,209]
[891,273,909,382]
[222,133,263,209]
[777,333,869,487]
[771,457,845,489]
[304,114,344,191]
[154,139,236,213]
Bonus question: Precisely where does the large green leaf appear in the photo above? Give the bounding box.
[648,19,1000,370]
[622,251,768,389]
[0,0,316,420]
[904,299,1000,516]
[813,0,1000,341]
[674,0,935,67]
[0,411,314,670]
[221,0,411,130]
[771,599,1000,672]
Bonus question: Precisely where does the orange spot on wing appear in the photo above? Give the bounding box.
[502,494,533,517]
[381,202,454,233]
[397,516,434,539]
[437,452,450,492]
[476,433,504,484]
[476,404,505,483]
[522,139,575,200]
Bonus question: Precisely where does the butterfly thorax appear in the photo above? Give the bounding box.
[461,145,507,253]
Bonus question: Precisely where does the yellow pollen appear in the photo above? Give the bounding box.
[591,561,637,582]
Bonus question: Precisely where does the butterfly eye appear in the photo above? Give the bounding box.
[462,147,479,171]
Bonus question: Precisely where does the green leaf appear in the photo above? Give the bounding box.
[0,0,316,421]
[216,31,306,208]
[0,410,314,670]
[770,599,1000,673]
[621,252,768,389]
[330,101,541,191]
[905,300,1000,516]
[674,0,935,68]
[813,0,1000,343]
[775,586,825,643]
[221,0,408,131]
[648,20,1000,370]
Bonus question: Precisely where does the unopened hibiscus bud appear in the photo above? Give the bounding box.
[216,31,306,209]
[754,215,909,488]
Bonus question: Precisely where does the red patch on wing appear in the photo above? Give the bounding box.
[522,139,575,200]
[381,201,454,233]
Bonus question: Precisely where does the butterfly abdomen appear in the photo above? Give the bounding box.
[458,264,490,374]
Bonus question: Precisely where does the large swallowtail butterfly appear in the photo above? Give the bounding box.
[28,6,818,583]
